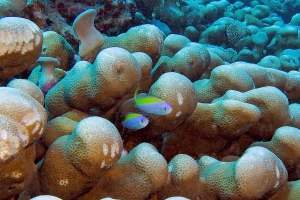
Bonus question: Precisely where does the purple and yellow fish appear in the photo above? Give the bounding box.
[134,88,172,115]
[122,113,149,130]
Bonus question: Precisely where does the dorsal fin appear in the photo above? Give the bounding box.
[137,93,148,98]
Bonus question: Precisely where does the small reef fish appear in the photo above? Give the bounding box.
[122,113,149,130]
[134,88,172,115]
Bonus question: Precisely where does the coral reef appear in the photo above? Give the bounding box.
[2,0,300,199]
[101,24,165,64]
[76,143,168,200]
[6,79,44,105]
[40,31,75,71]
[198,146,288,200]
[0,17,42,82]
[0,86,47,199]
[251,126,300,180]
[44,47,141,119]
[152,42,211,82]
[157,154,201,199]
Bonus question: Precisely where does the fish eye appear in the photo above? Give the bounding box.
[141,119,144,122]
[164,107,167,110]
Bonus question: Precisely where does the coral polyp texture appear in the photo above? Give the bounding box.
[0,87,47,164]
[0,86,47,199]
[0,17,42,81]
[101,24,165,63]
[45,47,142,120]
[198,146,288,200]
[2,0,300,199]
[251,126,300,180]
[76,143,168,200]
[152,42,211,82]
[22,116,123,199]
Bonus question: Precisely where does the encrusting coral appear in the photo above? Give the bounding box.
[41,31,75,71]
[184,26,200,42]
[21,116,123,199]
[0,17,42,82]
[152,42,211,82]
[6,78,44,105]
[3,0,300,198]
[101,24,165,64]
[268,180,300,200]
[157,154,201,199]
[117,72,198,151]
[258,55,282,70]
[198,146,288,200]
[45,47,142,120]
[0,144,36,200]
[289,103,300,129]
[40,110,88,149]
[0,86,47,199]
[193,64,255,103]
[161,99,261,161]
[251,126,300,180]
[232,62,300,101]
[0,87,47,166]
[214,86,294,140]
[160,34,191,57]
[76,143,168,200]
[34,109,89,161]
[132,52,153,92]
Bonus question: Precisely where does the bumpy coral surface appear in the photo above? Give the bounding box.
[233,62,300,101]
[0,17,42,81]
[194,64,255,103]
[45,47,142,119]
[268,180,300,200]
[2,0,300,199]
[41,31,75,71]
[6,78,44,105]
[214,86,294,140]
[152,43,211,82]
[160,34,191,57]
[101,24,164,63]
[251,126,300,179]
[23,116,123,199]
[0,86,46,199]
[0,144,36,200]
[76,143,168,200]
[161,100,261,161]
[198,146,288,200]
[0,87,47,165]
[118,72,198,151]
[132,52,153,92]
[157,154,201,199]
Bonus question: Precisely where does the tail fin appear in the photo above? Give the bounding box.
[134,87,139,101]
